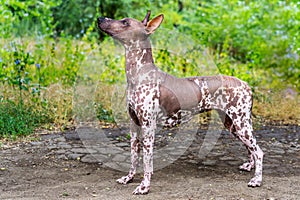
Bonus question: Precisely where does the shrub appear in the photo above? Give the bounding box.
[180,0,300,90]
[0,0,61,37]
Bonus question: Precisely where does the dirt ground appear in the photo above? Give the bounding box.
[0,124,299,200]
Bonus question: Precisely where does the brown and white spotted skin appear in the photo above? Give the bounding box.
[97,11,264,195]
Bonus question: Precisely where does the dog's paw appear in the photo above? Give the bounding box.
[248,177,262,187]
[239,162,254,172]
[132,184,150,195]
[116,176,133,185]
[132,186,149,195]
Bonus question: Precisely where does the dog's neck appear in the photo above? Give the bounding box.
[124,38,157,85]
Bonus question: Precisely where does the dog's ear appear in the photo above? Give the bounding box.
[142,10,151,26]
[146,14,164,35]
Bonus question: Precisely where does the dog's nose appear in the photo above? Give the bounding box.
[98,17,106,24]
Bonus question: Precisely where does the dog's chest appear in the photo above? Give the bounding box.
[127,83,160,122]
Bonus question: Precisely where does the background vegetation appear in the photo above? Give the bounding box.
[0,0,299,138]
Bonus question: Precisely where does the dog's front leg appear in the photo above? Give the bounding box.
[133,123,155,195]
[117,119,141,184]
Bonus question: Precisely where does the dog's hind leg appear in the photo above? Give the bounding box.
[117,120,141,184]
[217,110,236,134]
[232,116,264,187]
[218,110,257,171]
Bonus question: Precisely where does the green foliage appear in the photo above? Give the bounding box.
[0,100,48,139]
[95,103,115,123]
[180,0,300,89]
[0,38,83,88]
[0,38,85,137]
[0,0,61,37]
[51,0,164,39]
[52,0,98,38]
[98,38,126,84]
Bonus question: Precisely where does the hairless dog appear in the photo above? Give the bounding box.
[98,11,263,195]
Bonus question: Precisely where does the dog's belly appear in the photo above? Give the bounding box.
[158,111,182,128]
[157,107,207,128]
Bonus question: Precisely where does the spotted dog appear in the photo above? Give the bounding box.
[97,11,264,195]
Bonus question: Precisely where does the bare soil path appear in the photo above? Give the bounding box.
[0,124,299,199]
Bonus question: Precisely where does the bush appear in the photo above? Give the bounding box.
[0,0,61,37]
[180,0,300,90]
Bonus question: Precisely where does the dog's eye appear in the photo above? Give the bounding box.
[122,20,130,26]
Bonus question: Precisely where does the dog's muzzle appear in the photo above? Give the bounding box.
[97,17,113,34]
[97,17,106,25]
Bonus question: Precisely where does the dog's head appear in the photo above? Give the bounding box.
[98,11,164,46]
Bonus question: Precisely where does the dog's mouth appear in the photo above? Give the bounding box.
[97,18,130,43]
[97,17,114,36]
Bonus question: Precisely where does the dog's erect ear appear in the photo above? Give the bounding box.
[142,10,151,26]
[145,14,164,35]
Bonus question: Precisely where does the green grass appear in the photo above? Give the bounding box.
[0,100,49,139]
